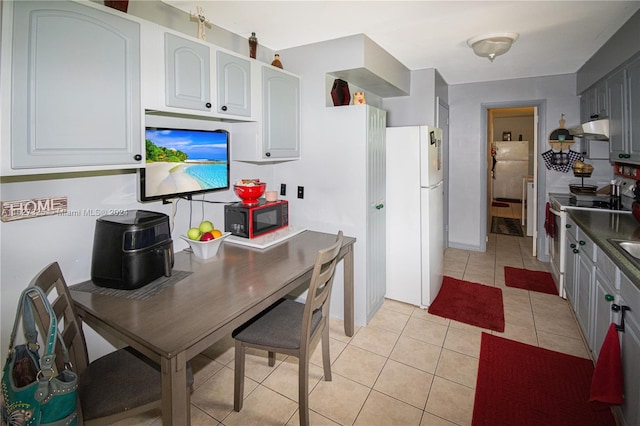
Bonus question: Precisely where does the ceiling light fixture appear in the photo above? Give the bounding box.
[467,32,519,62]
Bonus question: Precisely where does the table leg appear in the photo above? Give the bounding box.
[161,351,190,425]
[343,245,354,337]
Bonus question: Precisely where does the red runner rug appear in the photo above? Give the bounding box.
[504,266,558,295]
[473,333,616,426]
[428,276,504,332]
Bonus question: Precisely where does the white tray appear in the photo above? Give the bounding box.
[225,226,307,249]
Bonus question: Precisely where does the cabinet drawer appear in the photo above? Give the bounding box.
[596,247,619,289]
[565,215,578,240]
[576,229,596,262]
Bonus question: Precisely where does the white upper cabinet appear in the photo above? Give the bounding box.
[262,66,300,159]
[2,1,142,174]
[607,55,640,163]
[142,25,256,121]
[231,66,300,162]
[216,51,251,117]
[165,33,212,112]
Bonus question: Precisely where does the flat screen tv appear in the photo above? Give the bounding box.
[138,128,230,202]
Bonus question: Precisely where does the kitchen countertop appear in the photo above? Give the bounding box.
[567,209,640,288]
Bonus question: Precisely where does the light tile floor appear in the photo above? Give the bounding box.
[115,233,590,426]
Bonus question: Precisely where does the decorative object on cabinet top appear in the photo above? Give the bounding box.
[104,0,128,13]
[271,53,283,69]
[330,79,351,106]
[248,32,258,59]
[190,6,212,41]
[353,92,366,105]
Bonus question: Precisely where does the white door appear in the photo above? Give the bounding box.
[367,106,387,321]
[421,183,444,306]
[386,127,422,306]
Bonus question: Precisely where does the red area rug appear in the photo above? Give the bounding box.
[472,333,616,426]
[427,276,504,332]
[504,266,558,295]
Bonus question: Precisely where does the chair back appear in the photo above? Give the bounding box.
[300,231,343,348]
[27,262,90,376]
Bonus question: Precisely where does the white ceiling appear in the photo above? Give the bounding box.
[164,1,640,85]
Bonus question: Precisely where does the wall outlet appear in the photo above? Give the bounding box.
[297,186,304,199]
[280,183,286,196]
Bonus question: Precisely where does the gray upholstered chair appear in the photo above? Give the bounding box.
[27,262,194,425]
[232,231,344,426]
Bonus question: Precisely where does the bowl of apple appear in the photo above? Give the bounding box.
[181,220,230,259]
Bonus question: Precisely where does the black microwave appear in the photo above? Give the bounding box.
[224,200,288,238]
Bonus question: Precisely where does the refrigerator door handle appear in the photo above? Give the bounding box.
[424,181,443,189]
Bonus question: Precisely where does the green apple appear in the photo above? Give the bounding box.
[199,220,214,233]
[187,227,202,240]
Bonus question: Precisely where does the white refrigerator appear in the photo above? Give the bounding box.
[385,126,444,307]
[492,141,529,200]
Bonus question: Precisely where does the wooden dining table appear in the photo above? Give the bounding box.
[70,230,356,425]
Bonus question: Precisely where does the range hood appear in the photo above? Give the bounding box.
[568,119,609,140]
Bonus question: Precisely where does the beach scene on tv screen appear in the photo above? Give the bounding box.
[145,129,228,197]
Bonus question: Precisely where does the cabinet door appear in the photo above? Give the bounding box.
[595,80,609,120]
[11,1,142,169]
[592,269,617,359]
[628,57,640,161]
[619,270,640,426]
[576,251,595,349]
[216,51,251,117]
[262,67,300,159]
[608,68,627,160]
[367,106,387,318]
[564,233,578,307]
[165,33,211,111]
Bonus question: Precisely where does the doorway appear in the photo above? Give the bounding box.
[487,107,536,241]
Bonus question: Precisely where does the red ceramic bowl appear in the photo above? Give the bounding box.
[234,183,266,205]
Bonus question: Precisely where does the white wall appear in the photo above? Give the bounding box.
[277,36,392,327]
[447,74,584,252]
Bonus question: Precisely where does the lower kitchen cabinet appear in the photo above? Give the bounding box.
[575,231,597,349]
[592,268,618,359]
[565,228,578,306]
[619,271,640,426]
[563,214,640,426]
